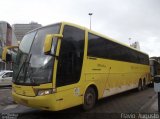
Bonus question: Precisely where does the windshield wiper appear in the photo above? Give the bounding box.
[23,54,32,82]
[20,54,40,86]
[26,68,40,86]
[15,54,32,83]
[15,60,27,83]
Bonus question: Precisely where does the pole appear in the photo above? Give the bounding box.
[90,15,91,29]
[88,13,93,30]
[158,92,160,113]
[129,38,131,46]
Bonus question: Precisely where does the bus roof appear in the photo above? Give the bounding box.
[27,21,149,56]
[149,59,159,62]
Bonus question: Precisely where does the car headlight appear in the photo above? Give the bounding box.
[37,88,56,96]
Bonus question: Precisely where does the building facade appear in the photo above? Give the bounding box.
[12,22,42,41]
[0,21,18,70]
[130,41,140,50]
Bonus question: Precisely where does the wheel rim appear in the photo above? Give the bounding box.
[86,93,94,105]
[83,88,96,110]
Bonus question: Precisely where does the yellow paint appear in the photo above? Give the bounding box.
[43,34,53,53]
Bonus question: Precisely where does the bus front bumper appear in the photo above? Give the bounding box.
[12,91,59,111]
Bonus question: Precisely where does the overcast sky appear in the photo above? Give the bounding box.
[0,0,160,57]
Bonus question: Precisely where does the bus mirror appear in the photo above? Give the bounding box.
[44,34,63,55]
[44,34,53,54]
[2,46,18,62]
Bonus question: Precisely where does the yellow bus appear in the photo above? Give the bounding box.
[2,22,151,111]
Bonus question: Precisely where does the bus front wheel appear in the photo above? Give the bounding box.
[83,87,96,111]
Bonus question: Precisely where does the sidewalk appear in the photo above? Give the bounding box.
[140,93,158,113]
[149,99,158,113]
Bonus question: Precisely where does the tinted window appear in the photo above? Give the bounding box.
[3,72,12,78]
[56,25,85,87]
[88,33,149,65]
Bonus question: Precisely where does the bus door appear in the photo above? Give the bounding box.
[55,25,85,109]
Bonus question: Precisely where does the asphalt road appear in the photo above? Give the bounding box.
[0,86,157,119]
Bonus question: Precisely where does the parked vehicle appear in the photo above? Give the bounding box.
[0,70,13,86]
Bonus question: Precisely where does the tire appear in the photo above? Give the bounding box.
[138,80,142,91]
[83,87,96,111]
[142,79,146,90]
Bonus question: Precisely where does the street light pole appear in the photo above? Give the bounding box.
[88,13,93,30]
[129,37,131,46]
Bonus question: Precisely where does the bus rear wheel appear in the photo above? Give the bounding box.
[142,79,146,90]
[138,79,142,91]
[83,87,96,111]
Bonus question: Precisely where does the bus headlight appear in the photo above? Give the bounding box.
[37,89,56,96]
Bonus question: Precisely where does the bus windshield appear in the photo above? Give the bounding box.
[13,24,60,85]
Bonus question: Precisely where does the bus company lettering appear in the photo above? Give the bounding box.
[97,64,106,68]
